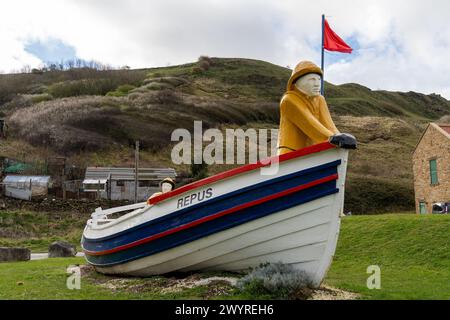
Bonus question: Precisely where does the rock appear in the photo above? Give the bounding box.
[0,247,31,262]
[48,241,77,258]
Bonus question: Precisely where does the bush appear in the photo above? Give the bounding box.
[31,93,53,104]
[47,79,118,98]
[106,90,126,97]
[197,55,214,73]
[146,72,162,78]
[198,60,210,71]
[237,263,313,299]
[191,66,203,75]
[154,89,181,104]
[116,84,136,94]
[145,82,173,91]
[439,114,450,123]
[198,55,213,65]
[190,162,208,180]
[106,85,135,97]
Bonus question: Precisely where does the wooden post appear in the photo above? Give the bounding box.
[134,140,140,203]
[62,173,66,201]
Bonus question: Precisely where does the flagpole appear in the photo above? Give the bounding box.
[321,14,325,96]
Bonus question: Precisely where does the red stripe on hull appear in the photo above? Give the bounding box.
[84,173,338,256]
[149,142,335,205]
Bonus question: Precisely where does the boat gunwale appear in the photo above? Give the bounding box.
[148,142,336,205]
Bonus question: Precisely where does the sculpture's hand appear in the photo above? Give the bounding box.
[329,133,357,149]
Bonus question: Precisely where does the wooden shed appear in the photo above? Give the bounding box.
[82,167,177,201]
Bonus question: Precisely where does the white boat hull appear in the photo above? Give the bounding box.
[82,143,348,288]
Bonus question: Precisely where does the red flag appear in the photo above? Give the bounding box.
[324,19,352,53]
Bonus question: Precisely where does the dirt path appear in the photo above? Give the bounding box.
[30,252,84,260]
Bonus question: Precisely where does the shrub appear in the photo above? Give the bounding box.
[47,79,118,98]
[106,84,136,97]
[197,55,214,72]
[31,68,44,75]
[116,84,136,94]
[439,114,450,123]
[106,90,126,97]
[190,162,208,180]
[198,55,213,65]
[154,89,181,104]
[27,84,47,95]
[191,66,203,75]
[147,72,162,78]
[31,93,53,104]
[237,262,313,300]
[198,60,210,71]
[143,77,187,87]
[145,82,172,91]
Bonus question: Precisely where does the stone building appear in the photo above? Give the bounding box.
[412,123,450,214]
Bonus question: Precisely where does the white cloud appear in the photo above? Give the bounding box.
[1,0,450,98]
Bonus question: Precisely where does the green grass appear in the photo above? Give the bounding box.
[0,257,257,300]
[0,210,88,252]
[0,214,449,299]
[325,214,450,299]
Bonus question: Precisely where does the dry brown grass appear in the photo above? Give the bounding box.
[8,96,121,153]
[438,114,450,123]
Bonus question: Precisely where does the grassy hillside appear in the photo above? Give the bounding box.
[1,57,450,213]
[0,213,448,300]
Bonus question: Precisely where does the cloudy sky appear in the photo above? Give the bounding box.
[2,0,450,98]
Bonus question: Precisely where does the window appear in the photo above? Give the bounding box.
[83,183,106,191]
[139,180,160,187]
[429,159,438,185]
[419,201,427,214]
[116,180,125,187]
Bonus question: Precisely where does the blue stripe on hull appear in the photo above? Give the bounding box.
[83,160,340,248]
[83,161,341,267]
[86,181,338,266]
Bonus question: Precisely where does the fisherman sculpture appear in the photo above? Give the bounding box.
[147,177,176,204]
[277,61,356,155]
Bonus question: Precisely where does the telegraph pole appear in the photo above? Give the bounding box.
[134,140,139,203]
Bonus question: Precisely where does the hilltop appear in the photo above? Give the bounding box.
[1,57,450,213]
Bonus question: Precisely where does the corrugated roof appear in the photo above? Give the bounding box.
[3,175,51,184]
[84,167,177,181]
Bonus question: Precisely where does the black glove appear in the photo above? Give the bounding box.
[329,133,357,149]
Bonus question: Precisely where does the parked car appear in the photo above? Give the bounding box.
[432,202,450,214]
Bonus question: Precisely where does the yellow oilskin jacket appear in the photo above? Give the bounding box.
[277,61,339,155]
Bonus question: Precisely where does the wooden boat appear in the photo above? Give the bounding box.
[81,142,348,288]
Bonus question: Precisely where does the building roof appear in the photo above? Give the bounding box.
[413,122,450,155]
[84,167,177,182]
[439,124,450,135]
[2,175,51,185]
